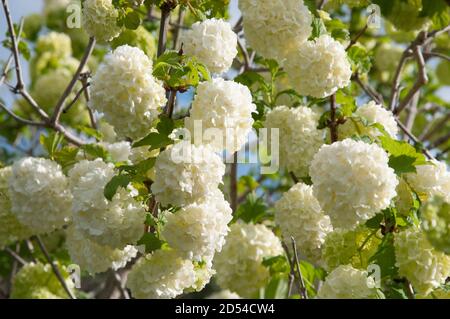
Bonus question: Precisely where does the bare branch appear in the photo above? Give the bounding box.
[0,101,46,127]
[4,247,27,266]
[389,50,412,111]
[395,118,435,160]
[346,23,368,51]
[172,6,185,50]
[424,51,450,62]
[352,74,384,104]
[157,5,172,57]
[290,237,308,299]
[431,131,450,149]
[237,36,251,72]
[329,94,339,142]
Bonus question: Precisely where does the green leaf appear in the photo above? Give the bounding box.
[420,0,450,29]
[260,277,288,299]
[156,115,175,136]
[310,17,327,40]
[124,11,141,30]
[76,125,102,140]
[365,213,384,229]
[132,132,173,150]
[347,45,372,74]
[234,192,268,223]
[104,174,131,201]
[80,144,111,162]
[40,132,64,160]
[262,255,290,277]
[369,233,398,278]
[53,146,79,170]
[136,233,165,254]
[335,91,357,116]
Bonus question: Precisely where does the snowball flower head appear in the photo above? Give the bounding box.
[8,157,72,234]
[90,45,167,140]
[127,249,196,299]
[68,159,146,248]
[321,226,381,271]
[185,78,256,153]
[214,222,284,298]
[406,161,450,202]
[82,0,122,42]
[11,262,75,299]
[310,139,398,229]
[208,290,241,299]
[421,196,450,255]
[151,142,225,207]
[0,167,33,248]
[285,35,352,98]
[111,26,156,58]
[264,105,324,177]
[36,32,72,59]
[162,190,232,261]
[317,265,377,299]
[65,226,138,275]
[338,101,399,139]
[274,183,333,264]
[183,18,237,74]
[239,0,312,60]
[395,227,450,296]
[100,141,131,162]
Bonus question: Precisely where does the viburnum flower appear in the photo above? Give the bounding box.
[238,0,312,60]
[36,32,72,59]
[99,141,131,163]
[338,101,399,139]
[274,183,333,264]
[68,159,146,249]
[316,264,377,299]
[151,142,225,207]
[185,78,256,153]
[43,0,72,15]
[111,26,157,58]
[285,35,352,98]
[127,249,197,299]
[65,226,138,275]
[8,157,72,234]
[162,190,232,261]
[321,226,381,271]
[406,161,450,202]
[395,227,450,296]
[191,259,216,292]
[10,262,75,299]
[213,222,284,298]
[264,105,324,177]
[0,167,33,248]
[82,0,122,42]
[310,139,398,229]
[324,0,370,9]
[89,45,167,140]
[421,196,450,255]
[183,19,237,74]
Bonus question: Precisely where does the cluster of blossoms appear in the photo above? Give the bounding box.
[285,35,352,98]
[394,227,450,296]
[338,101,399,139]
[185,78,256,153]
[8,157,72,234]
[111,26,157,58]
[213,223,284,298]
[406,160,450,202]
[264,105,324,177]
[421,196,450,254]
[11,262,75,299]
[82,0,122,43]
[68,159,146,249]
[238,0,312,61]
[274,183,333,264]
[316,265,377,299]
[89,45,167,140]
[183,19,237,74]
[310,139,398,229]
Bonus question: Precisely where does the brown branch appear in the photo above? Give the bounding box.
[157,5,172,57]
[80,72,97,129]
[424,51,450,62]
[290,172,299,184]
[1,0,25,89]
[52,37,96,124]
[63,84,89,114]
[4,247,27,266]
[0,101,46,127]
[237,37,251,72]
[329,94,338,142]
[437,145,450,159]
[33,236,76,299]
[388,50,412,111]
[352,74,384,104]
[172,6,185,50]
[431,131,450,149]
[346,23,368,51]
[396,118,434,160]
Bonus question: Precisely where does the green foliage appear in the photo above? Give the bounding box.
[347,45,372,75]
[369,232,398,278]
[233,192,268,223]
[137,232,166,253]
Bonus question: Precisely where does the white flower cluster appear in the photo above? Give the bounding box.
[185,78,256,153]
[183,19,237,74]
[421,196,450,254]
[11,262,75,299]
[394,228,450,296]
[274,183,333,264]
[264,105,324,177]
[162,190,232,261]
[36,32,72,60]
[8,157,72,234]
[214,222,284,298]
[68,159,146,249]
[310,139,398,229]
[239,0,312,60]
[127,249,197,299]
[0,167,33,248]
[100,141,131,163]
[208,290,241,299]
[406,161,450,202]
[285,35,352,98]
[65,226,138,275]
[82,0,122,42]
[90,45,167,140]
[339,101,399,139]
[316,265,377,299]
[151,142,225,207]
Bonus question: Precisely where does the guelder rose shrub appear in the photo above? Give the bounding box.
[0,0,449,300]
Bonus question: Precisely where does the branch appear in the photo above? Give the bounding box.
[290,237,308,299]
[1,0,24,89]
[4,247,27,266]
[424,51,450,62]
[431,131,450,149]
[395,118,435,160]
[172,6,185,50]
[51,37,96,124]
[388,50,412,111]
[165,88,177,118]
[63,83,89,114]
[346,23,368,51]
[352,73,384,104]
[237,36,251,72]
[0,101,46,127]
[80,72,97,129]
[33,236,76,299]
[329,94,338,142]
[157,5,172,57]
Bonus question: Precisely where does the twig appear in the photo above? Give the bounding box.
[394,46,428,115]
[237,37,251,71]
[290,172,299,184]
[2,0,25,89]
[172,6,185,49]
[80,72,97,129]
[352,74,384,104]
[404,280,415,299]
[4,247,27,266]
[431,131,450,149]
[436,145,450,159]
[0,54,13,86]
[52,37,96,124]
[290,237,308,299]
[63,84,89,114]
[424,51,450,62]
[329,94,338,142]
[346,23,368,51]
[112,271,130,299]
[230,153,238,213]
[420,113,450,141]
[157,5,172,57]
[33,236,76,299]
[282,241,302,297]
[0,101,46,127]
[395,118,434,160]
